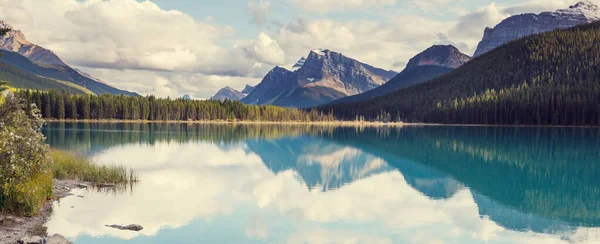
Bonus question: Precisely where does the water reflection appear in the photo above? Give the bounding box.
[42,123,600,243]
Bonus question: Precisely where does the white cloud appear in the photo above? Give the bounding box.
[290,0,397,13]
[246,0,271,26]
[0,0,274,97]
[1,0,241,73]
[0,0,594,98]
[272,16,450,71]
[76,66,261,99]
[242,32,287,66]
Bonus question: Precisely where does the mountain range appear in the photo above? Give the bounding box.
[240,49,397,108]
[210,1,600,109]
[334,45,470,104]
[0,20,137,96]
[321,20,600,125]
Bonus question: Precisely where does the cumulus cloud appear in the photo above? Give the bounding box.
[1,0,242,73]
[246,0,271,26]
[0,0,592,98]
[290,0,397,13]
[0,0,274,97]
[270,15,450,71]
[76,66,262,99]
[242,32,286,66]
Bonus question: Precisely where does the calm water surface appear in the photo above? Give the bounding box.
[41,123,600,244]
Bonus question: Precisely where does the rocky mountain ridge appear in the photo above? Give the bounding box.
[0,20,137,96]
[333,45,471,104]
[241,49,397,108]
[474,0,600,56]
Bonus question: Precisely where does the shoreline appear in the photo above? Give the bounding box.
[43,119,600,128]
[44,119,406,127]
[0,180,87,244]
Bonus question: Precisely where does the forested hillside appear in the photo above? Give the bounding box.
[14,90,334,122]
[0,60,92,95]
[320,22,600,126]
[0,50,137,96]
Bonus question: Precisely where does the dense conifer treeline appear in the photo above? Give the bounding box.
[15,90,335,122]
[320,22,600,126]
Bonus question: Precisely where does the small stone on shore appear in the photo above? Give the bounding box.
[17,236,41,244]
[16,234,71,244]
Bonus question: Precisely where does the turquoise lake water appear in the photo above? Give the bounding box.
[41,123,600,244]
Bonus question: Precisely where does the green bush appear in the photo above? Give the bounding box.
[0,92,53,216]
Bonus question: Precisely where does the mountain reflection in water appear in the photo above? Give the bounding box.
[42,123,600,243]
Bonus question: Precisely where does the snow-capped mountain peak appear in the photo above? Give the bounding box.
[241,49,397,108]
[567,0,600,20]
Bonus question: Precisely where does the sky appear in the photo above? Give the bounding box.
[0,0,595,98]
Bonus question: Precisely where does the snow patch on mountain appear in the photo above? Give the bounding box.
[311,49,326,56]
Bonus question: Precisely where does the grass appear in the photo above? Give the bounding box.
[50,150,138,184]
[0,173,53,217]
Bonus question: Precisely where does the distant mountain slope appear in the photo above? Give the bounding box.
[241,85,255,95]
[0,52,91,94]
[210,85,255,101]
[333,45,470,104]
[210,86,245,101]
[474,1,600,56]
[0,20,137,96]
[242,50,397,108]
[321,22,600,126]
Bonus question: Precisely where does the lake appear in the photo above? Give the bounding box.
[41,122,600,244]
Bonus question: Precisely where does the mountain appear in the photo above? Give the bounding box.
[474,1,600,56]
[333,45,470,104]
[0,51,91,94]
[241,85,255,95]
[321,22,600,126]
[210,85,255,101]
[0,20,137,96]
[210,86,245,101]
[182,95,192,100]
[241,49,397,108]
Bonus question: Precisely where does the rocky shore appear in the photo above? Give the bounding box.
[0,180,86,244]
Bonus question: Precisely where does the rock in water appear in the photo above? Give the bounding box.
[474,1,600,56]
[105,224,144,231]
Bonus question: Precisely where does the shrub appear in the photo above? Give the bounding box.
[0,93,53,216]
